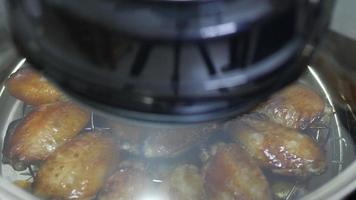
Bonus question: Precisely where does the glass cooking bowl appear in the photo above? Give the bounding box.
[0,31,355,200]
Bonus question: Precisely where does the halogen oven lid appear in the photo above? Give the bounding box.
[6,0,333,123]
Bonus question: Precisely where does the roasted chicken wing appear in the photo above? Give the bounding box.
[203,143,271,200]
[7,68,64,105]
[2,102,90,170]
[33,132,117,200]
[105,119,219,158]
[256,84,326,130]
[98,166,155,200]
[99,163,206,200]
[225,115,326,176]
[161,164,206,200]
[143,123,218,158]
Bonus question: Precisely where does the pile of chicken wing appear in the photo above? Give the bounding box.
[1,67,330,200]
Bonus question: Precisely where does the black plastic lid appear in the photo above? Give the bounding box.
[7,0,333,123]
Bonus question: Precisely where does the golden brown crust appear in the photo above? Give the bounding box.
[203,143,271,200]
[7,68,64,105]
[143,123,218,158]
[33,132,117,200]
[3,102,90,167]
[161,164,206,200]
[226,116,326,176]
[98,167,154,200]
[257,84,325,130]
[99,164,206,200]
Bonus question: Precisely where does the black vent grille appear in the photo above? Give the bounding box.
[7,0,333,122]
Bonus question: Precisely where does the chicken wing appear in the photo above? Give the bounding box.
[2,102,90,170]
[98,164,156,200]
[33,132,117,200]
[225,115,326,176]
[203,143,271,200]
[256,84,326,130]
[161,164,206,200]
[7,67,64,105]
[143,123,218,158]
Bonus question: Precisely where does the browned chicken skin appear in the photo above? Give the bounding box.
[143,123,218,158]
[203,143,272,200]
[99,163,206,200]
[2,102,90,170]
[2,68,331,199]
[33,132,117,200]
[7,68,64,105]
[225,115,326,176]
[256,84,326,130]
[98,166,155,200]
[161,164,206,200]
[108,121,218,158]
